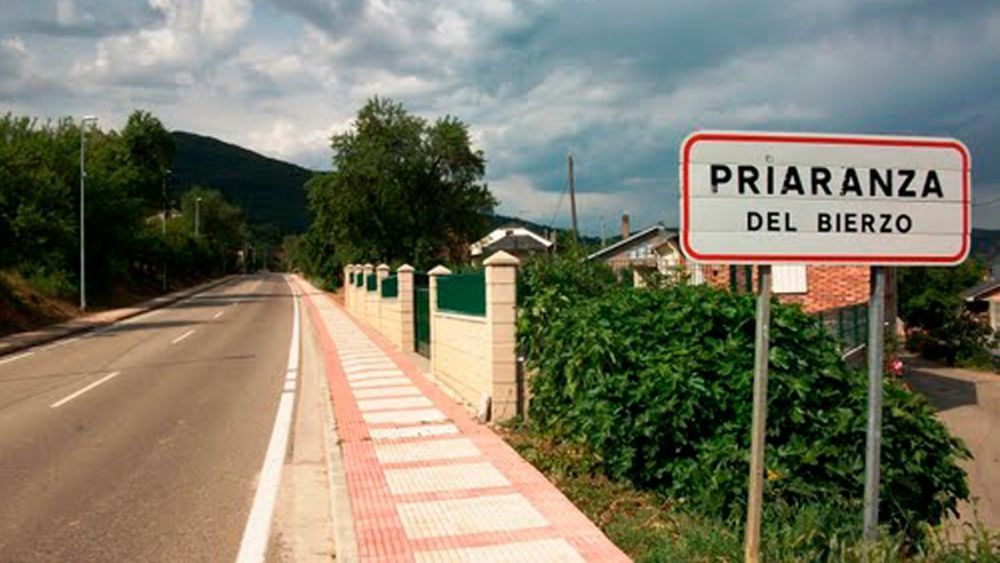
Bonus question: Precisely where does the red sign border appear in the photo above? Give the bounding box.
[680,132,971,265]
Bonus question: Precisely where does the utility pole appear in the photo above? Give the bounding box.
[568,152,578,241]
[79,115,97,311]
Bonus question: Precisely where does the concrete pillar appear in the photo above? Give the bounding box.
[484,251,520,421]
[362,263,374,325]
[427,265,451,377]
[397,264,415,353]
[349,264,360,312]
[376,263,390,336]
[345,264,355,311]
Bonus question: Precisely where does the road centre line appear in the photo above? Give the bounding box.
[50,371,121,408]
[236,276,301,563]
[171,329,196,345]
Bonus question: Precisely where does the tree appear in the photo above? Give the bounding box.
[120,110,175,210]
[307,97,496,269]
[179,186,247,271]
[0,110,241,306]
[898,260,993,365]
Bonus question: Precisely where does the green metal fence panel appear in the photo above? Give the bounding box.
[415,283,430,357]
[820,302,869,352]
[437,271,486,316]
[381,275,398,298]
[355,273,364,287]
[366,273,377,292]
[728,265,754,293]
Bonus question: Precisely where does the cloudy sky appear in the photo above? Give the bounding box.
[2,0,998,233]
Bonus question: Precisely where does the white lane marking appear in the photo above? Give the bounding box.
[39,337,80,352]
[13,278,237,353]
[50,371,121,408]
[213,311,225,320]
[171,329,195,345]
[236,276,300,563]
[0,352,34,366]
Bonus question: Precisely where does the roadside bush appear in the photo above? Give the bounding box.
[518,261,970,541]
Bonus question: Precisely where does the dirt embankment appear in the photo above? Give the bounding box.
[0,271,78,337]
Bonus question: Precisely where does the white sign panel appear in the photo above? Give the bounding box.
[680,131,971,265]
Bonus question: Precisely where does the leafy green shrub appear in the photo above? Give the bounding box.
[898,261,995,368]
[518,262,969,540]
[18,265,76,298]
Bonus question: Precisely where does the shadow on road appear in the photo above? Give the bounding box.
[904,364,978,412]
[93,320,205,336]
[170,294,290,309]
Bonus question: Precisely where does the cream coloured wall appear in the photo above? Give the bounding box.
[379,296,403,348]
[430,312,491,408]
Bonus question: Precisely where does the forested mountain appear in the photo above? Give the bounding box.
[170,131,314,232]
[971,228,1000,271]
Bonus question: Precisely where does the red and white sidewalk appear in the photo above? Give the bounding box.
[295,278,630,562]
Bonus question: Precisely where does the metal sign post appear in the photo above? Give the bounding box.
[744,265,772,563]
[862,267,887,543]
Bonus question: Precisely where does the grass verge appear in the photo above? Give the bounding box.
[498,422,999,562]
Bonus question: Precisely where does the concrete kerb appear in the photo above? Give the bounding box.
[0,275,238,358]
[298,278,361,563]
[294,277,362,562]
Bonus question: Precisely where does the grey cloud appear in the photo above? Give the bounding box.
[265,0,364,34]
[4,0,998,231]
[1,0,165,38]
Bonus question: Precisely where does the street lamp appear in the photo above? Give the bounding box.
[162,169,172,236]
[195,196,203,237]
[162,169,172,292]
[79,115,98,311]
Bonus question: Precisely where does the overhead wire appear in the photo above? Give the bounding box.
[971,195,1000,208]
[547,172,570,228]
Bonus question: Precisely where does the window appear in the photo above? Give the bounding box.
[772,265,807,294]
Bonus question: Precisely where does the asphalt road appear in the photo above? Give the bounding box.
[0,274,295,562]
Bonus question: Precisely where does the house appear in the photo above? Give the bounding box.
[585,213,677,285]
[470,225,553,260]
[963,278,1000,333]
[588,213,870,313]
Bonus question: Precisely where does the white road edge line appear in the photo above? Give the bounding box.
[171,329,196,345]
[50,371,121,408]
[0,352,34,366]
[236,275,300,563]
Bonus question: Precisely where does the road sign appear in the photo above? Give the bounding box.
[680,131,971,265]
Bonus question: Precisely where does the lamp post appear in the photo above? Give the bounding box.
[79,115,97,311]
[195,196,203,237]
[162,169,172,236]
[162,169,171,292]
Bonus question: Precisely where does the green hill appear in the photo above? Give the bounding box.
[170,131,314,232]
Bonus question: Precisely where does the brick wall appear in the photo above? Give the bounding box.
[785,266,869,312]
[700,264,869,313]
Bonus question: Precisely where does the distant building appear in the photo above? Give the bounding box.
[587,213,870,314]
[470,225,554,260]
[586,213,676,285]
[963,278,1000,333]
